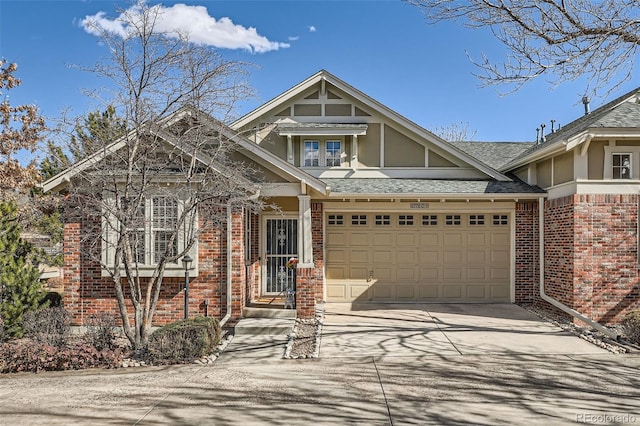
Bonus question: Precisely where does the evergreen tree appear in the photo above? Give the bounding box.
[0,200,44,338]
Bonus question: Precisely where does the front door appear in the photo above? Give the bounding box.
[264,218,298,295]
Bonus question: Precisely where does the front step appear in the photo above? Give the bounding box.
[243,306,296,319]
[234,317,296,336]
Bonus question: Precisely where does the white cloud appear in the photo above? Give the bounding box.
[288,36,299,41]
[308,25,316,32]
[80,3,289,53]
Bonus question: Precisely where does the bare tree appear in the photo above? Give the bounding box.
[58,3,261,349]
[432,121,477,141]
[407,0,640,97]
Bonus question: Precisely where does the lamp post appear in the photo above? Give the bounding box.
[182,254,193,319]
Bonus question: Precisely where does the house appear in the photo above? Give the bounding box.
[42,70,640,331]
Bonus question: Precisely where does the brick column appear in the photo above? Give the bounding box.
[63,221,82,324]
[296,267,315,318]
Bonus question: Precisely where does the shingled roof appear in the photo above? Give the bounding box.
[322,178,544,196]
[451,141,535,170]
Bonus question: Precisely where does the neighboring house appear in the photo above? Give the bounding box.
[42,70,640,329]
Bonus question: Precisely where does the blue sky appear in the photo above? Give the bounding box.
[1,0,637,163]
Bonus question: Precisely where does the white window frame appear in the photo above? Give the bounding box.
[102,193,198,278]
[603,146,640,180]
[303,140,319,167]
[301,138,345,167]
[612,153,632,180]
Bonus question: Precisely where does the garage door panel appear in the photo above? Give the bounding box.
[374,267,393,280]
[491,250,510,265]
[419,232,441,245]
[444,232,464,245]
[326,232,346,246]
[419,250,439,263]
[397,267,416,280]
[491,285,510,299]
[326,266,347,279]
[397,249,416,264]
[350,232,371,246]
[443,285,463,299]
[491,267,509,280]
[372,284,394,300]
[468,232,488,246]
[467,267,486,280]
[467,250,487,264]
[350,249,370,263]
[397,233,416,246]
[373,232,394,246]
[326,248,347,264]
[443,250,462,263]
[419,267,440,280]
[466,286,486,299]
[492,233,510,245]
[349,266,369,279]
[396,285,416,300]
[419,285,439,299]
[374,249,393,263]
[443,268,462,280]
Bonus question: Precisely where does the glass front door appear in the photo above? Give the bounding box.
[264,218,298,294]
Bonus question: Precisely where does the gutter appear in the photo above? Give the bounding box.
[220,190,261,328]
[537,196,619,339]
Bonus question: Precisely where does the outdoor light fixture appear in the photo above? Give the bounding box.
[182,254,193,319]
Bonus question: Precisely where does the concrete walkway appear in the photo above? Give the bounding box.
[0,353,638,424]
[1,303,634,425]
[319,303,608,358]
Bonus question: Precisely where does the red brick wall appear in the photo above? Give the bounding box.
[515,201,539,303]
[246,212,261,303]
[544,196,576,308]
[62,204,240,326]
[542,194,640,324]
[573,194,640,323]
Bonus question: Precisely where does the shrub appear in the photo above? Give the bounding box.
[622,310,640,345]
[22,307,70,348]
[84,312,119,351]
[0,316,5,343]
[147,316,221,365]
[0,340,123,373]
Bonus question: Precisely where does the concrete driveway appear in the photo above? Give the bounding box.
[319,303,608,357]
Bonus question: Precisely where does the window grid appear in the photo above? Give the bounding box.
[328,214,344,225]
[375,215,390,225]
[152,197,178,263]
[469,214,485,225]
[613,153,631,179]
[445,215,461,226]
[351,215,367,225]
[398,215,414,226]
[325,140,342,167]
[422,215,438,226]
[492,214,508,225]
[304,141,319,167]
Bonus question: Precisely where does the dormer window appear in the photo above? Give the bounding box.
[302,138,345,167]
[613,153,631,179]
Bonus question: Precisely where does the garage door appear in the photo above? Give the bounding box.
[326,212,510,302]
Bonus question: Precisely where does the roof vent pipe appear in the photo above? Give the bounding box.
[540,123,546,143]
[536,127,540,144]
[550,119,556,133]
[582,96,591,115]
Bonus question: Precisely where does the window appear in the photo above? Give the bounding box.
[469,214,485,225]
[351,215,367,225]
[152,197,178,263]
[328,214,344,225]
[445,215,461,226]
[304,141,319,167]
[302,139,343,167]
[493,215,508,226]
[325,141,342,167]
[613,153,631,179]
[375,215,390,225]
[422,215,438,226]
[104,195,194,276]
[398,215,414,226]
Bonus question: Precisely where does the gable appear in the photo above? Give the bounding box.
[232,70,510,182]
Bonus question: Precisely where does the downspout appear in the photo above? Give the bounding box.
[220,190,261,328]
[537,196,618,339]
